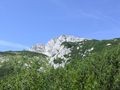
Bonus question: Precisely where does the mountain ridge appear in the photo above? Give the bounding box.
[29,35,120,68]
[0,35,120,89]
[29,35,87,68]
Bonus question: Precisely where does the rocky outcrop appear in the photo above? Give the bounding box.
[30,35,86,68]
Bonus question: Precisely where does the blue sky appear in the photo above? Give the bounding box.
[0,0,120,51]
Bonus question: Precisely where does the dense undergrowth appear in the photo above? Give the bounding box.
[0,39,120,90]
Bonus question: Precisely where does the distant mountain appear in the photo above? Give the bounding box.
[30,35,86,68]
[30,35,120,68]
[0,35,120,90]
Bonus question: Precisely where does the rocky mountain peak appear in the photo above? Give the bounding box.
[29,35,87,68]
[30,35,86,55]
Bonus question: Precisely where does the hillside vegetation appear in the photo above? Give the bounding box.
[0,37,120,90]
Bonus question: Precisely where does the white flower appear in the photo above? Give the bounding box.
[77,47,80,50]
[106,43,111,46]
[24,63,31,68]
[37,67,45,72]
[88,47,94,52]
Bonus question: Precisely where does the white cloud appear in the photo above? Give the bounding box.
[0,40,29,49]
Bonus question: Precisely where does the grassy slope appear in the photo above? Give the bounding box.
[0,38,120,90]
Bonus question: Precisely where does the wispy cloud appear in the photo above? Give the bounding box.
[50,1,100,20]
[50,0,120,26]
[50,0,67,8]
[95,11,120,24]
[78,10,120,26]
[0,40,29,50]
[91,30,114,35]
[78,10,100,19]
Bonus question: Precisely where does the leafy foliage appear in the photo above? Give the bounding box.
[0,39,120,90]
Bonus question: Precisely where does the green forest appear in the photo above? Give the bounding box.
[0,39,120,90]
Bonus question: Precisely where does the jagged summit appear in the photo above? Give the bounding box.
[1,37,120,89]
[30,35,86,56]
[29,35,87,68]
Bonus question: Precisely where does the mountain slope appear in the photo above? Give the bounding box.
[0,35,120,90]
[30,35,120,68]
